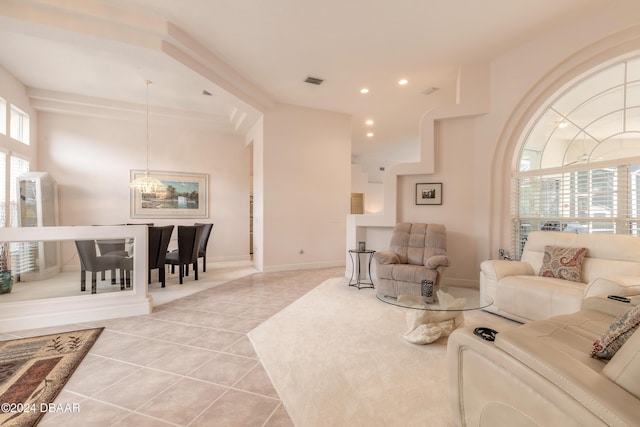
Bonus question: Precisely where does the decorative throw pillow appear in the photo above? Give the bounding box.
[592,304,640,359]
[538,246,588,282]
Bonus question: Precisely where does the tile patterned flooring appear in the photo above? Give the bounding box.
[1,266,344,426]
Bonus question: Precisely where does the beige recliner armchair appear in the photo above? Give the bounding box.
[373,222,450,297]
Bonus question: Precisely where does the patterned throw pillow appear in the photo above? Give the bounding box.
[538,246,588,282]
[592,304,640,359]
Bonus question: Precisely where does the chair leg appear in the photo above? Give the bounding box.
[91,273,97,294]
[194,262,199,281]
[179,263,184,284]
[171,264,175,274]
[203,255,206,272]
[159,267,165,288]
[80,270,86,291]
[120,269,125,290]
[111,268,117,284]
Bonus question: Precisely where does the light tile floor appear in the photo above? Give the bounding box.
[1,266,344,426]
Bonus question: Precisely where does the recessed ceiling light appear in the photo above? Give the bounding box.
[365,119,374,125]
[366,132,374,137]
[398,79,408,85]
[558,120,569,128]
[360,88,369,94]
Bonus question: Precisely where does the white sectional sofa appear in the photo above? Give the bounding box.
[480,231,640,322]
[448,296,640,426]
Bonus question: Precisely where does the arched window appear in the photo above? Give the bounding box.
[514,54,640,256]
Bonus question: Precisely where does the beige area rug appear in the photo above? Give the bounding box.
[249,277,518,427]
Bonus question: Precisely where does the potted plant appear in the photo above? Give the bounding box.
[0,242,13,294]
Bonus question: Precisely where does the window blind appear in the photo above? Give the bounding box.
[0,97,6,135]
[9,156,31,275]
[512,163,637,259]
[0,153,5,227]
[9,105,29,145]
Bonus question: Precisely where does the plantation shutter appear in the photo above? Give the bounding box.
[513,163,637,259]
[0,152,5,227]
[9,156,31,274]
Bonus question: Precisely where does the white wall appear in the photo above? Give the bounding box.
[397,117,478,286]
[262,103,351,271]
[480,0,640,257]
[358,0,640,287]
[351,164,367,194]
[365,182,384,214]
[37,112,251,269]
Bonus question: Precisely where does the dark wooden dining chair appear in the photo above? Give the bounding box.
[165,225,204,284]
[148,225,174,287]
[194,222,213,272]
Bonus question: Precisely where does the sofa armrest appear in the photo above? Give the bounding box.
[585,276,640,299]
[494,328,640,426]
[373,250,400,265]
[582,295,640,317]
[425,255,450,269]
[603,328,640,400]
[480,259,534,282]
[448,327,640,427]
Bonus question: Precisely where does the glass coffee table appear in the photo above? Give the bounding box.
[377,287,493,345]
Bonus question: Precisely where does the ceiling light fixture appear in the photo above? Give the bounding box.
[367,132,374,137]
[398,79,408,85]
[365,119,374,125]
[360,88,369,94]
[558,120,569,129]
[129,80,166,194]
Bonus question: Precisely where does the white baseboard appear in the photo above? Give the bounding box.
[209,255,252,263]
[443,277,479,288]
[262,260,345,273]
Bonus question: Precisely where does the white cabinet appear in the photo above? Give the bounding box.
[16,172,60,280]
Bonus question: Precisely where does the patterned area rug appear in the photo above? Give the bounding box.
[0,328,103,427]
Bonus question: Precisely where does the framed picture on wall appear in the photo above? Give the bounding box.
[415,183,442,205]
[130,170,208,218]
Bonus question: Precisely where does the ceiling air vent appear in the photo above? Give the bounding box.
[422,87,440,95]
[202,90,212,96]
[304,76,324,85]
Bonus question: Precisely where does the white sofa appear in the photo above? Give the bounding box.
[480,231,640,322]
[448,296,640,427]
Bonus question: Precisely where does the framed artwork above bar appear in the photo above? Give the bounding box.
[130,170,208,218]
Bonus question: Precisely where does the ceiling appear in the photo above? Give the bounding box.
[0,0,606,177]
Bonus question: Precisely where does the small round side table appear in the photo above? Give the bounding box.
[348,249,376,289]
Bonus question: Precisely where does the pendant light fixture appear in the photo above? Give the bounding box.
[129,80,166,194]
